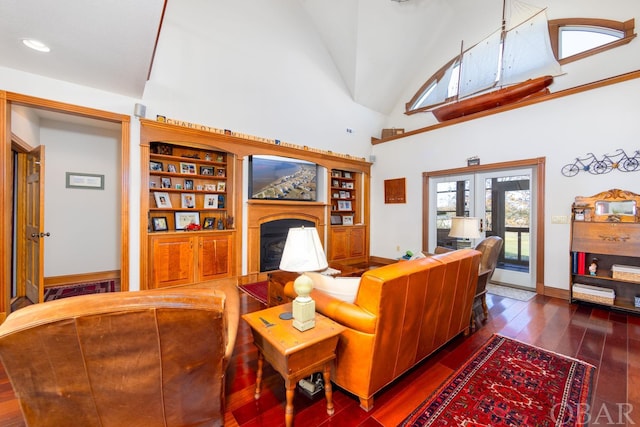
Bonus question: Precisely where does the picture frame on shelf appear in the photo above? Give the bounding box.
[204,184,216,191]
[218,195,225,208]
[217,182,226,192]
[344,182,354,189]
[343,171,352,178]
[181,193,196,209]
[154,192,172,208]
[330,215,342,225]
[152,216,168,232]
[200,166,214,175]
[337,200,352,211]
[150,161,163,171]
[168,164,177,173]
[332,179,339,187]
[332,192,340,199]
[332,170,341,177]
[216,154,224,162]
[202,217,215,229]
[196,185,203,191]
[175,212,200,230]
[180,162,197,175]
[184,179,194,190]
[342,215,354,226]
[216,167,226,177]
[339,190,349,199]
[204,194,218,209]
[161,177,171,189]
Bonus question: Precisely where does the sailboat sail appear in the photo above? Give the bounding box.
[415,0,562,119]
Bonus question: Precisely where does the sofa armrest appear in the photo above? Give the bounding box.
[284,281,377,333]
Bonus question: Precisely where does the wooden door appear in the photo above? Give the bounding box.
[149,235,195,288]
[348,226,366,259]
[25,146,45,303]
[328,228,349,261]
[198,234,231,281]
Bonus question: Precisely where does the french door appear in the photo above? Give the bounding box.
[428,167,536,289]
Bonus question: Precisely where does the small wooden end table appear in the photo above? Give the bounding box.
[242,303,345,427]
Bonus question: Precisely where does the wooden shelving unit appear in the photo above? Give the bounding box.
[570,189,640,314]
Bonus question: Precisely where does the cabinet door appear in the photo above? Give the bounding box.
[349,226,366,258]
[150,236,195,288]
[329,228,349,261]
[198,234,231,281]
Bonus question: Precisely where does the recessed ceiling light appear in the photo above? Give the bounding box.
[22,39,50,53]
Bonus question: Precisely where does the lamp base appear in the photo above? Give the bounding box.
[292,297,315,331]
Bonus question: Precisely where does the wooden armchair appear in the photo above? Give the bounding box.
[0,285,239,427]
[472,236,504,330]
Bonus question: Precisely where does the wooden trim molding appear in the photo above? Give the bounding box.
[422,157,546,296]
[374,69,640,144]
[44,270,121,288]
[1,91,130,316]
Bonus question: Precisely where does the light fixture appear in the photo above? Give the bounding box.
[279,226,328,331]
[449,217,482,240]
[22,39,50,53]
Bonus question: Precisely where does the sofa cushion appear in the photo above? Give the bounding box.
[307,272,361,303]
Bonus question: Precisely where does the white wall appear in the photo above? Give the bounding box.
[41,120,121,277]
[371,77,640,291]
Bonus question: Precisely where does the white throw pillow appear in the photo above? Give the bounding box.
[307,272,361,303]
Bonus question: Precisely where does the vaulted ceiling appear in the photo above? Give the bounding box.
[0,1,637,115]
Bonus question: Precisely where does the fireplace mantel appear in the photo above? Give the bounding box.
[247,200,327,277]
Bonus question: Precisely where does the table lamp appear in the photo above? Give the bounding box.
[449,216,482,245]
[279,226,328,331]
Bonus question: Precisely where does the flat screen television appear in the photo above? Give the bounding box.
[249,155,317,201]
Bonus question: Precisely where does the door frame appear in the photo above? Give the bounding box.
[423,157,546,295]
[0,91,131,320]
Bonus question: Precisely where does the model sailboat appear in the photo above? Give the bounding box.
[430,0,562,122]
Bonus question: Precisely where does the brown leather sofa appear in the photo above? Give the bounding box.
[0,281,239,427]
[285,248,481,411]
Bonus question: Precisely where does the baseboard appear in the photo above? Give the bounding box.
[44,270,120,289]
[543,286,570,301]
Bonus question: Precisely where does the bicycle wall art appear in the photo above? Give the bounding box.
[561,149,640,177]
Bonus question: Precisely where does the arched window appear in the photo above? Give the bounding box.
[548,18,635,65]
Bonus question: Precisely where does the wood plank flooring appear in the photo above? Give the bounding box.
[1,291,639,426]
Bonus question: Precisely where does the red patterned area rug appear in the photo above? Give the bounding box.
[44,280,120,302]
[238,281,268,305]
[402,334,596,427]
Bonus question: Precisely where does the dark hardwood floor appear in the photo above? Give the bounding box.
[1,290,639,426]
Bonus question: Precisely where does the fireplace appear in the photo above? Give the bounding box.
[259,219,314,272]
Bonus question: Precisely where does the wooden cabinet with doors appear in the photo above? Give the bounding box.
[570,189,640,313]
[149,232,233,289]
[328,225,366,262]
[327,169,367,263]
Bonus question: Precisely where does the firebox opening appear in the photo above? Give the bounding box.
[260,219,314,272]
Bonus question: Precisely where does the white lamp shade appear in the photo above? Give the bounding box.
[279,227,328,273]
[449,217,482,239]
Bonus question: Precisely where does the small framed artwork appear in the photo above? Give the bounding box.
[167,164,177,173]
[175,212,200,230]
[181,193,196,209]
[204,184,216,191]
[217,182,226,192]
[218,195,225,208]
[330,215,342,225]
[216,154,224,162]
[384,177,406,204]
[342,215,354,226]
[202,217,216,229]
[343,171,352,178]
[332,170,341,177]
[65,172,105,190]
[150,161,163,171]
[200,166,214,175]
[332,179,339,187]
[339,190,349,199]
[154,192,172,208]
[180,162,197,175]
[161,177,171,188]
[184,179,194,190]
[152,216,168,231]
[216,168,226,177]
[337,200,352,211]
[204,194,219,209]
[332,192,340,199]
[344,182,354,189]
